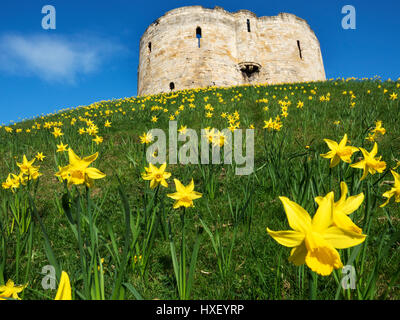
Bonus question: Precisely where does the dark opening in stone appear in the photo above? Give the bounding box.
[297,40,302,59]
[169,82,175,90]
[196,27,202,48]
[196,27,202,38]
[239,62,261,81]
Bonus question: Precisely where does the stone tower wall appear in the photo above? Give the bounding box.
[137,6,326,96]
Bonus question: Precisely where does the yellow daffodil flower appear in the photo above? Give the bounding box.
[267,193,366,276]
[55,148,106,188]
[0,279,27,300]
[139,132,153,144]
[142,163,171,189]
[350,142,386,180]
[380,170,400,207]
[36,152,46,161]
[178,125,187,135]
[51,127,63,138]
[2,173,20,191]
[320,134,359,167]
[167,179,202,209]
[372,120,386,136]
[56,142,69,152]
[93,135,103,145]
[16,155,41,180]
[17,155,38,174]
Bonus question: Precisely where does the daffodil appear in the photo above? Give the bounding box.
[86,125,99,136]
[350,142,386,180]
[17,155,38,174]
[203,128,216,144]
[0,279,27,300]
[371,120,386,136]
[315,182,364,234]
[167,179,202,209]
[54,271,72,300]
[380,170,400,207]
[178,125,187,135]
[36,152,46,161]
[51,127,63,138]
[93,135,103,145]
[142,163,171,189]
[320,134,359,167]
[56,142,69,152]
[2,173,20,191]
[55,148,106,187]
[263,118,274,131]
[139,132,153,144]
[211,130,227,147]
[16,155,41,180]
[267,193,366,276]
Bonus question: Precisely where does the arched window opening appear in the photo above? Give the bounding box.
[148,42,152,53]
[196,27,202,38]
[239,62,261,82]
[297,40,303,59]
[247,19,251,32]
[169,82,175,91]
[196,27,202,48]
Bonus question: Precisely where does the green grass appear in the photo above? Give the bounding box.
[1,78,399,300]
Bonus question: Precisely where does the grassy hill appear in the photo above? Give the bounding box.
[0,78,399,300]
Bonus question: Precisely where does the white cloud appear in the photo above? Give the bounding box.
[0,33,126,83]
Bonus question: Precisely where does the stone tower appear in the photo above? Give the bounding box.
[137,6,326,96]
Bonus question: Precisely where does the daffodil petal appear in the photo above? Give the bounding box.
[323,226,366,249]
[312,192,334,232]
[324,139,338,151]
[288,242,307,266]
[279,197,311,233]
[55,271,72,300]
[333,211,362,234]
[85,167,106,179]
[338,193,364,215]
[267,228,305,247]
[330,155,341,168]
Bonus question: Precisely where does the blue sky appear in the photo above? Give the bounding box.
[0,0,399,124]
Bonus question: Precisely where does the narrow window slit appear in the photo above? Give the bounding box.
[247,19,251,32]
[297,40,303,59]
[148,42,151,53]
[196,27,202,48]
[169,82,175,91]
